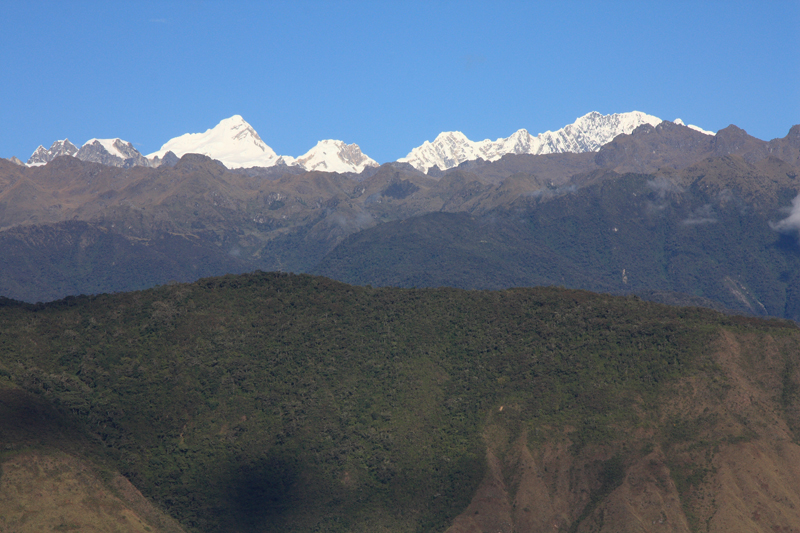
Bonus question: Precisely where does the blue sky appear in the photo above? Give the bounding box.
[2,1,798,163]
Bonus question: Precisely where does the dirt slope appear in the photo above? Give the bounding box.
[0,451,186,533]
[446,328,800,532]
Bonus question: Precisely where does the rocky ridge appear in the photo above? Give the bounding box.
[75,138,154,168]
[27,139,78,166]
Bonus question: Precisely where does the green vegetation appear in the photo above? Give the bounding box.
[0,272,798,531]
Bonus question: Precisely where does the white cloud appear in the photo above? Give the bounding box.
[771,193,800,234]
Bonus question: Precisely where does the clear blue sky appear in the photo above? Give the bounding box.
[2,1,798,163]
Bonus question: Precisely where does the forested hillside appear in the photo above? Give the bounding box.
[2,272,800,531]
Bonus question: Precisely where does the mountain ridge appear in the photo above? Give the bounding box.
[2,120,798,317]
[13,110,716,173]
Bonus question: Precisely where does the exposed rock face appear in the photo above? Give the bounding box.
[7,156,25,166]
[712,124,800,167]
[27,139,79,166]
[75,139,153,168]
[149,150,179,168]
[445,436,692,533]
[0,450,187,532]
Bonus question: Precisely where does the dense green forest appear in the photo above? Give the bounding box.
[2,272,799,531]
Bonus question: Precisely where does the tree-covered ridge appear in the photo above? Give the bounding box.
[0,273,799,532]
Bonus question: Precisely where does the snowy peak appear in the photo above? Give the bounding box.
[295,140,379,173]
[399,111,668,173]
[674,118,714,136]
[147,115,279,169]
[27,139,79,166]
[399,132,477,173]
[548,110,662,153]
[147,115,379,173]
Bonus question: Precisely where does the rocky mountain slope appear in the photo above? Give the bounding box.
[27,137,160,169]
[76,137,155,168]
[0,381,187,532]
[315,154,800,319]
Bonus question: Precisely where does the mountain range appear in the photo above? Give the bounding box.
[3,110,800,532]
[398,111,712,173]
[13,111,714,175]
[1,114,798,320]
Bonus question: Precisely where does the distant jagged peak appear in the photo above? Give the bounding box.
[398,111,684,174]
[27,138,79,166]
[80,138,141,160]
[73,138,154,168]
[295,139,379,174]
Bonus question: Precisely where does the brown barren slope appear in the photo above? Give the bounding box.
[0,382,185,533]
[0,451,186,533]
[446,328,800,533]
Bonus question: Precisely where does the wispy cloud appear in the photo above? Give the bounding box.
[682,204,717,225]
[646,177,684,196]
[770,193,800,234]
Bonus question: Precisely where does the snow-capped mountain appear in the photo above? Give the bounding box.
[147,115,290,169]
[295,140,378,174]
[75,138,152,168]
[147,115,378,173]
[398,111,711,174]
[18,111,714,174]
[27,139,79,166]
